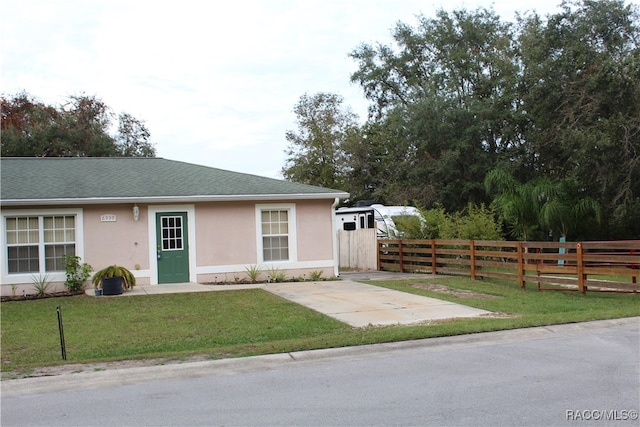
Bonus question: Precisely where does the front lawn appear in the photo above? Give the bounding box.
[2,277,638,377]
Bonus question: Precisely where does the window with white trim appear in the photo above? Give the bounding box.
[5,215,77,274]
[255,204,297,264]
[261,209,289,261]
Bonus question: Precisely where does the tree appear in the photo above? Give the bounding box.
[341,113,426,205]
[58,94,118,156]
[1,92,156,158]
[538,178,601,240]
[282,93,357,189]
[484,169,552,241]
[342,1,638,237]
[517,0,640,237]
[277,2,638,238]
[115,113,154,157]
[485,169,601,241]
[1,92,63,157]
[348,7,522,211]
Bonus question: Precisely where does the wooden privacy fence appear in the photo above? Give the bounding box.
[338,229,378,270]
[378,239,640,294]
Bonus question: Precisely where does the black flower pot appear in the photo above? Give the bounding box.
[102,276,123,295]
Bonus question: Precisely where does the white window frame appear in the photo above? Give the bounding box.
[1,208,84,285]
[255,203,297,264]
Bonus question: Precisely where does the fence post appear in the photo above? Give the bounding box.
[517,242,525,289]
[470,240,476,280]
[398,240,404,273]
[431,240,437,275]
[576,243,586,295]
[56,305,67,360]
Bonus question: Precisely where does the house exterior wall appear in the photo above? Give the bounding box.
[296,200,334,262]
[84,204,151,281]
[194,199,337,283]
[1,198,339,295]
[195,201,258,267]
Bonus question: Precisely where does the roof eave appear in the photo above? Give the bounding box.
[0,192,351,207]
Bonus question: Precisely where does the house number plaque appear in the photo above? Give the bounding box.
[100,214,117,222]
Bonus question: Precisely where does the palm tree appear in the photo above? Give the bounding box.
[484,169,552,241]
[539,178,601,240]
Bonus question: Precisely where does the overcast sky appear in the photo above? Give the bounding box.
[2,0,562,179]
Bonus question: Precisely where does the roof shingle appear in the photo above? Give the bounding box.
[1,157,348,204]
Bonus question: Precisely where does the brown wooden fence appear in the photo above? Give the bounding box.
[378,239,640,294]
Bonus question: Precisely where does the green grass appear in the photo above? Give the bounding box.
[2,278,639,376]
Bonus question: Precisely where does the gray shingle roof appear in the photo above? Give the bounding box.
[1,157,348,205]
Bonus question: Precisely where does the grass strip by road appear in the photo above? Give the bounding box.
[2,277,639,378]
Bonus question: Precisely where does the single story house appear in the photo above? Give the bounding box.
[0,157,349,295]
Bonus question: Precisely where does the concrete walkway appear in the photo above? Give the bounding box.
[86,272,491,327]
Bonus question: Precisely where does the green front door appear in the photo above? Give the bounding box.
[156,212,189,284]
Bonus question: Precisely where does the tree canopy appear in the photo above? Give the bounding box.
[282,93,358,189]
[1,92,156,158]
[283,0,639,239]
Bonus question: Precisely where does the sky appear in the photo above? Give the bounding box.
[2,0,562,179]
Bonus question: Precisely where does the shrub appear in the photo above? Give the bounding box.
[399,203,503,241]
[452,203,503,241]
[64,255,93,292]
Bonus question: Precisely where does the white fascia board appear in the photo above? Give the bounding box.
[1,192,350,206]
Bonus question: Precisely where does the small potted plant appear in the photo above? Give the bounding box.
[92,265,136,296]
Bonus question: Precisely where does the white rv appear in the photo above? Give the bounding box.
[335,204,422,238]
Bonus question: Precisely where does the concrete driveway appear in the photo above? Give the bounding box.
[265,280,491,327]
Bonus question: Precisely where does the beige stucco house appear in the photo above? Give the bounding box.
[0,157,348,296]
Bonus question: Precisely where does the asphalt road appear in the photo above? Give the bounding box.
[2,317,639,426]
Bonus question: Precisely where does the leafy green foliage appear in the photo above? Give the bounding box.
[1,92,156,158]
[348,7,519,210]
[282,93,357,189]
[538,178,602,239]
[485,169,602,240]
[115,113,154,157]
[394,203,502,240]
[484,169,547,241]
[282,1,638,239]
[418,205,452,239]
[448,204,504,240]
[64,255,93,292]
[392,214,425,239]
[515,0,640,238]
